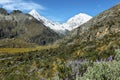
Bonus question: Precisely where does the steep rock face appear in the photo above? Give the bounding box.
[0,9,60,45]
[58,3,120,59]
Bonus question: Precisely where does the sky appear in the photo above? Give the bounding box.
[0,0,120,23]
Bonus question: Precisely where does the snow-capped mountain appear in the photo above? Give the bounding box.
[29,9,65,32]
[62,13,92,31]
[29,9,92,34]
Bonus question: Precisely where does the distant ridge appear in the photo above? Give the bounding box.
[0,8,60,46]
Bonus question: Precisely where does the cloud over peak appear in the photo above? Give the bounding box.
[0,0,45,11]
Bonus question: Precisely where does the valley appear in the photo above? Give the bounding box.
[0,2,120,80]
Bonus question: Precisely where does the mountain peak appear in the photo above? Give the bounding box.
[68,13,92,22]
[29,10,66,33]
[77,13,91,16]
[29,10,92,34]
[63,13,92,30]
[29,9,38,15]
[30,9,37,12]
[29,9,44,21]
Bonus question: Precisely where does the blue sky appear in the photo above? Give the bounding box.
[0,0,120,23]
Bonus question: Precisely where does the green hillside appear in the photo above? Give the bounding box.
[58,3,120,60]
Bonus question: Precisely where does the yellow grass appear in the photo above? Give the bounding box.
[0,45,58,54]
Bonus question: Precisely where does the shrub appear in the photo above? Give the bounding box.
[77,49,120,80]
[115,49,120,61]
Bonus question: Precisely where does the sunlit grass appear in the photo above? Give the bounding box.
[0,45,58,54]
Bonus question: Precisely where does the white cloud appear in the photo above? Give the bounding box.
[0,0,14,4]
[0,0,45,11]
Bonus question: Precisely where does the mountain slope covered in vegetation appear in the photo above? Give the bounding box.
[0,8,60,46]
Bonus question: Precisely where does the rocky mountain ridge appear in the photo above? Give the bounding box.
[0,8,60,46]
